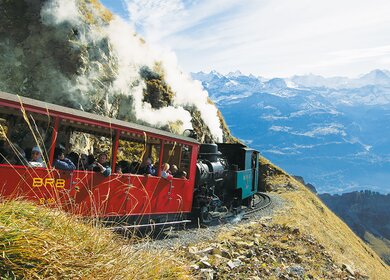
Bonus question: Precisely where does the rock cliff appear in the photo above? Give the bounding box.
[0,0,236,143]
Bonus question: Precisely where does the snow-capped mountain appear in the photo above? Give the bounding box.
[192,70,390,194]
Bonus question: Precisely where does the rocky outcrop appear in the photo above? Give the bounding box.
[0,0,228,143]
[293,175,318,193]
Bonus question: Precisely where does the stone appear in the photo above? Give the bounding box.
[190,264,200,270]
[286,265,305,277]
[200,268,215,280]
[199,260,212,268]
[197,247,214,255]
[342,264,355,276]
[227,259,243,269]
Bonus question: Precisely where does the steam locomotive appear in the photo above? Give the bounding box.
[192,143,259,223]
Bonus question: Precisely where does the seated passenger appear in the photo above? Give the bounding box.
[115,165,123,174]
[53,147,76,171]
[66,152,79,168]
[180,170,187,179]
[142,158,157,176]
[88,153,111,177]
[78,154,89,170]
[0,141,26,165]
[170,164,179,177]
[130,161,141,174]
[161,163,173,180]
[117,160,131,173]
[28,146,46,168]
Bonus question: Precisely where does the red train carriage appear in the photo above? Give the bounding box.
[0,91,199,225]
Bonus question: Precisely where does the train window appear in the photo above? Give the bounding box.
[161,141,192,178]
[116,131,147,174]
[0,111,54,166]
[179,145,192,178]
[56,120,113,169]
[116,131,162,174]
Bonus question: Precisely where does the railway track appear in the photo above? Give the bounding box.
[110,193,272,232]
[244,192,272,216]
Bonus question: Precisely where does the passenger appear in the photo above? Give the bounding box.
[28,146,46,168]
[115,165,123,174]
[161,163,173,180]
[142,157,157,176]
[67,152,79,168]
[130,161,141,174]
[117,160,131,173]
[180,170,187,179]
[88,153,111,177]
[87,154,95,166]
[176,170,187,179]
[0,141,26,165]
[78,153,89,170]
[170,164,179,177]
[53,147,76,171]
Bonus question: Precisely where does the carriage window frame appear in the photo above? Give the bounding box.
[0,109,55,167]
[160,140,192,178]
[115,130,162,175]
[56,119,115,170]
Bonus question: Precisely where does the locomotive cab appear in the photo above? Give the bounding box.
[217,143,259,202]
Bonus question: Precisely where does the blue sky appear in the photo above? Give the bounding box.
[100,0,390,78]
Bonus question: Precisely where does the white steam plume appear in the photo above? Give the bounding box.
[40,0,222,141]
[41,0,81,25]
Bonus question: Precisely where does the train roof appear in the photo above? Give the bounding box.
[217,143,259,152]
[0,91,199,145]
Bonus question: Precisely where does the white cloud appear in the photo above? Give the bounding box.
[269,126,291,132]
[121,0,390,77]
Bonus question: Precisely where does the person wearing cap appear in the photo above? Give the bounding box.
[88,153,111,177]
[53,147,76,171]
[28,146,46,168]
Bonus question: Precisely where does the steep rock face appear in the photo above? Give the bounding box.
[0,0,228,143]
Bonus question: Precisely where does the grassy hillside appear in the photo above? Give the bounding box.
[267,165,390,279]
[0,200,188,279]
[364,232,390,265]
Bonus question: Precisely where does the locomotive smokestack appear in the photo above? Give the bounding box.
[198,144,221,162]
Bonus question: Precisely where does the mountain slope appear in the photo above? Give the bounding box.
[263,162,389,278]
[320,191,390,264]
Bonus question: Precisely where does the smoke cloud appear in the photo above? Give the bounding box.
[1,0,223,141]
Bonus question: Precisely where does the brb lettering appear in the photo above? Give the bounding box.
[32,178,66,188]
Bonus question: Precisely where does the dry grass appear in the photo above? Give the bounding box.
[272,177,390,279]
[0,200,189,279]
[364,232,390,265]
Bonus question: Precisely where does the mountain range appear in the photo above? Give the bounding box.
[192,69,390,194]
